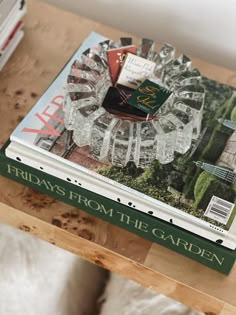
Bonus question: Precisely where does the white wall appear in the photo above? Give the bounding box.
[43,0,236,70]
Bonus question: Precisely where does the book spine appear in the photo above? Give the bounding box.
[0,149,234,274]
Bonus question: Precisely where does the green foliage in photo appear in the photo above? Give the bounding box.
[193,171,236,210]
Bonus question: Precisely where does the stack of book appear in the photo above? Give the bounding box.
[1,32,236,274]
[0,0,26,71]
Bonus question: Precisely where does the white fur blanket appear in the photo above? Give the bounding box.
[99,273,204,315]
[0,224,106,315]
[0,223,204,315]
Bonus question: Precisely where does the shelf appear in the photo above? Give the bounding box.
[0,1,235,314]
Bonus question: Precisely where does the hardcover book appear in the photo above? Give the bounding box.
[0,0,22,33]
[0,0,26,70]
[1,143,235,274]
[4,32,236,251]
[0,0,25,47]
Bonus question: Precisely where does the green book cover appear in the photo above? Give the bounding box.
[0,143,235,274]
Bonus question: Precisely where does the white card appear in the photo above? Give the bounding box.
[116,53,156,89]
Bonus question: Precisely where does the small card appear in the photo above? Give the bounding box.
[102,86,154,121]
[116,53,156,89]
[106,46,136,85]
[127,79,172,115]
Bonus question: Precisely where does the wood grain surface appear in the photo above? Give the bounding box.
[0,1,235,314]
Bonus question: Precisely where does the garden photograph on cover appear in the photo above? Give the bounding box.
[11,34,236,232]
[36,77,236,230]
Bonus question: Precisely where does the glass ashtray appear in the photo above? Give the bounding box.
[63,37,205,168]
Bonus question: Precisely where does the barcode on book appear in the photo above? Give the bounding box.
[204,196,235,225]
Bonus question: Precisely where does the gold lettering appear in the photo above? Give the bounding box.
[200,249,224,265]
[152,228,165,238]
[138,85,159,97]
[77,194,88,207]
[28,173,40,184]
[46,181,57,192]
[7,164,17,175]
[7,164,27,180]
[56,186,66,196]
[163,234,176,245]
[137,95,156,108]
[117,212,139,228]
[39,179,50,190]
[188,243,202,254]
[16,168,27,180]
[212,254,224,266]
[200,249,214,261]
[175,238,189,250]
[69,191,80,202]
[137,221,149,232]
[88,199,100,211]
[100,204,113,217]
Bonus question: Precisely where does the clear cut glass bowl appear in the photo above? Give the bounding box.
[63,37,205,168]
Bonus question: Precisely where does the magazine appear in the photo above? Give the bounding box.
[5,32,236,249]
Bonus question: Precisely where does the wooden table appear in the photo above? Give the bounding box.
[0,1,236,314]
